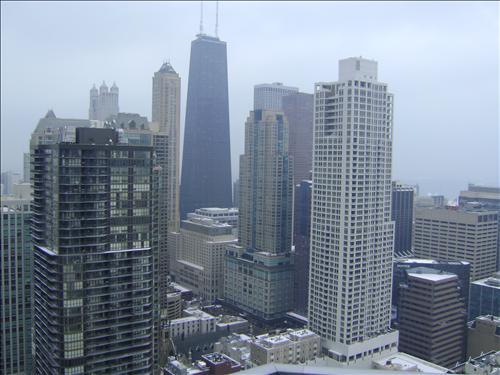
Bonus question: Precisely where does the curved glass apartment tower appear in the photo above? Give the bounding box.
[180,34,232,219]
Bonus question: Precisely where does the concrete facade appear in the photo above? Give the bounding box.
[89,81,119,121]
[413,207,498,281]
[467,316,500,358]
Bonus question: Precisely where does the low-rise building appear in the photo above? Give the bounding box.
[169,308,217,339]
[372,352,448,373]
[250,329,320,366]
[450,351,500,375]
[216,315,250,333]
[215,334,253,369]
[468,316,500,358]
[163,353,241,375]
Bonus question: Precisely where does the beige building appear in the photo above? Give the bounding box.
[413,207,498,281]
[169,308,217,339]
[468,315,500,358]
[250,329,320,366]
[170,215,237,303]
[152,61,181,233]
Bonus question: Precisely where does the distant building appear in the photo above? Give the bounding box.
[169,308,217,339]
[224,109,294,321]
[188,207,238,235]
[467,315,500,358]
[250,329,320,366]
[254,82,299,111]
[23,152,30,182]
[233,179,240,208]
[293,179,312,315]
[459,184,500,271]
[1,197,32,374]
[152,61,182,234]
[282,92,314,184]
[469,272,500,320]
[392,258,470,322]
[89,81,119,121]
[0,170,21,195]
[180,34,232,219]
[413,207,498,281]
[391,182,415,256]
[171,215,237,303]
[398,270,466,367]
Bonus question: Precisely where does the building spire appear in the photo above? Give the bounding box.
[199,1,204,35]
[215,1,219,37]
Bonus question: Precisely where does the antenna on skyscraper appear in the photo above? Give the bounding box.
[199,1,204,35]
[215,1,219,37]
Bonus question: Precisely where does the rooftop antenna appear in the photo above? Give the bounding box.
[215,1,219,37]
[199,1,204,35]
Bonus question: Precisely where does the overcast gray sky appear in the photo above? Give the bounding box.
[1,1,498,199]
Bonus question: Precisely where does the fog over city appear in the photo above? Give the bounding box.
[1,1,498,198]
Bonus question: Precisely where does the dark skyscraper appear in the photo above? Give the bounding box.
[391,182,415,256]
[180,34,232,219]
[32,128,158,373]
[293,179,312,315]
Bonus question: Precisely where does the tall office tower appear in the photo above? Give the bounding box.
[282,92,314,184]
[170,215,237,303]
[459,184,500,271]
[413,207,498,281]
[224,110,294,321]
[468,272,500,320]
[0,171,21,196]
[23,152,30,182]
[32,128,157,373]
[398,269,466,367]
[294,179,312,315]
[88,81,119,121]
[309,58,398,365]
[1,197,32,374]
[152,61,181,232]
[180,34,232,219]
[254,82,298,111]
[391,182,415,256]
[392,258,470,323]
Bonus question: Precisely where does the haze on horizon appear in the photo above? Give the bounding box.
[1,1,498,199]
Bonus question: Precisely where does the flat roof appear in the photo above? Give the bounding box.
[408,273,457,282]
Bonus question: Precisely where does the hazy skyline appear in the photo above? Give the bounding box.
[1,1,498,199]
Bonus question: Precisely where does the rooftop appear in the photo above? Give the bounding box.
[408,272,457,282]
[374,352,448,373]
[473,272,500,288]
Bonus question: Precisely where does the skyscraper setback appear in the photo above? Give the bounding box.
[309,58,398,365]
[180,33,232,219]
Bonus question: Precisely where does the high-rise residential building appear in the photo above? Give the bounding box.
[89,81,119,121]
[152,61,181,232]
[1,197,32,374]
[31,127,158,373]
[467,315,500,358]
[309,57,398,365]
[254,82,299,111]
[293,179,312,315]
[224,109,294,321]
[282,92,314,184]
[23,152,30,182]
[391,182,415,256]
[170,215,237,303]
[180,33,232,219]
[413,207,498,281]
[469,272,500,320]
[397,269,466,368]
[392,258,470,323]
[459,184,500,271]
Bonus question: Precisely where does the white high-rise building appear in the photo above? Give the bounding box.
[308,57,398,366]
[254,82,298,111]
